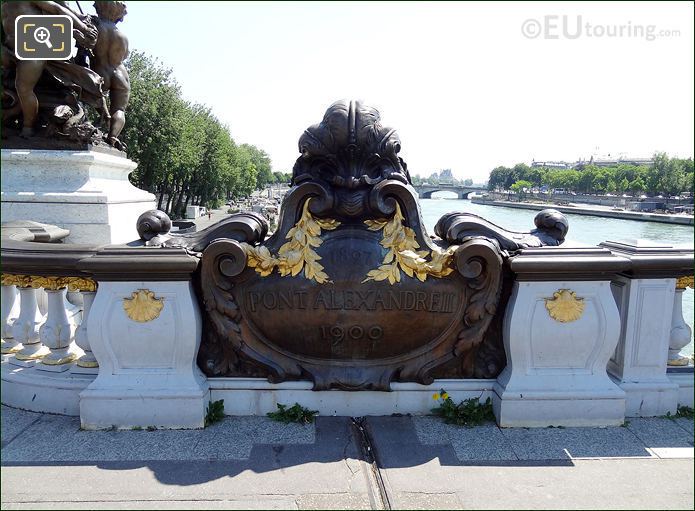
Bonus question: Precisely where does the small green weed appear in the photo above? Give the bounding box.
[431,390,495,427]
[205,399,225,427]
[267,403,318,424]
[675,405,694,419]
[131,426,143,431]
[662,406,694,420]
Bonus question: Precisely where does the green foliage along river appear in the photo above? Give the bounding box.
[419,197,694,356]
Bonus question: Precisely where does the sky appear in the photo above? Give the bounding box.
[76,1,694,182]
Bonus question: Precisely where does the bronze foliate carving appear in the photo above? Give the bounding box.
[196,101,507,390]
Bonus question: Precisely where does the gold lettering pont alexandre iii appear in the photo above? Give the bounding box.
[545,289,585,323]
[241,199,341,284]
[247,289,458,314]
[363,203,456,284]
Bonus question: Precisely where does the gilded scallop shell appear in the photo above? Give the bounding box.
[123,289,164,322]
[545,289,584,323]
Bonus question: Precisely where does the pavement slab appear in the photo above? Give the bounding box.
[412,416,517,461]
[626,417,695,459]
[1,411,374,509]
[2,406,694,510]
[1,405,42,447]
[1,412,316,463]
[500,425,653,460]
[673,416,695,436]
[1,498,300,510]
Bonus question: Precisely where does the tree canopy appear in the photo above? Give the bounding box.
[487,154,694,196]
[122,51,279,218]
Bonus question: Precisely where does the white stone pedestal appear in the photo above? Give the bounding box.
[79,281,209,429]
[1,149,156,245]
[493,281,625,427]
[607,277,679,416]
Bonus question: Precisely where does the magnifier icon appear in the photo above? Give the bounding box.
[34,26,52,49]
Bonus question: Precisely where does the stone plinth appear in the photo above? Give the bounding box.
[494,279,626,427]
[492,247,631,427]
[1,149,155,245]
[79,280,209,429]
[599,239,695,416]
[608,276,679,416]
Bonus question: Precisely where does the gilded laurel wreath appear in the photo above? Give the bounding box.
[123,289,164,322]
[545,289,585,323]
[363,203,456,284]
[242,199,340,284]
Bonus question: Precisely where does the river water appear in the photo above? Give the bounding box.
[419,197,694,356]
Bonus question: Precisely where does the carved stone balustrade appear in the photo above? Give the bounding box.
[76,246,205,429]
[1,237,99,413]
[599,240,694,416]
[1,100,694,429]
[669,276,694,366]
[495,247,631,427]
[1,276,22,355]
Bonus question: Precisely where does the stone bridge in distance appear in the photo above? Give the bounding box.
[412,184,487,199]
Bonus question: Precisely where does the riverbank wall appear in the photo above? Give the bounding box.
[471,198,694,225]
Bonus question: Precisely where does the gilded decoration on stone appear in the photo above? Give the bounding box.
[242,199,340,284]
[0,343,22,354]
[363,203,456,284]
[2,274,97,291]
[15,347,49,361]
[676,276,694,290]
[41,353,78,366]
[1,274,69,289]
[2,274,40,288]
[76,359,99,368]
[66,277,98,292]
[1,274,20,286]
[123,289,164,323]
[545,289,585,323]
[31,277,70,291]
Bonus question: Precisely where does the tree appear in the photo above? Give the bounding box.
[241,144,273,190]
[121,50,272,217]
[463,178,473,186]
[510,180,533,200]
[663,158,686,196]
[526,167,548,187]
[122,50,186,207]
[618,177,630,194]
[629,177,646,194]
[273,171,291,185]
[488,166,512,190]
[512,163,531,183]
[485,154,694,198]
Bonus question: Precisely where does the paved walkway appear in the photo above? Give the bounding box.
[189,207,233,231]
[1,405,693,509]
